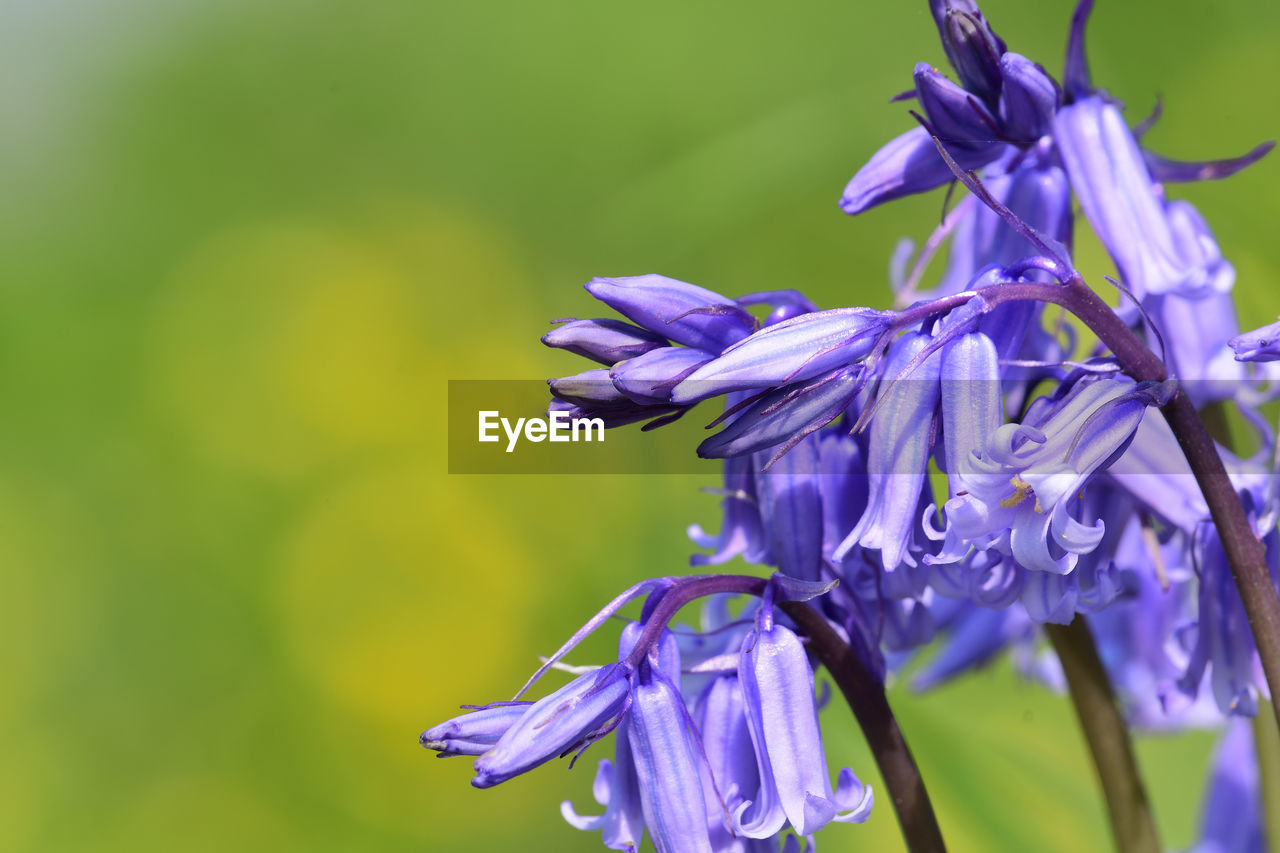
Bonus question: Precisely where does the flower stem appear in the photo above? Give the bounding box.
[1044,617,1159,853]
[782,601,947,853]
[1254,701,1280,853]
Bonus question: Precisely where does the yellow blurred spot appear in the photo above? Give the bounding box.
[148,206,533,480]
[274,460,532,734]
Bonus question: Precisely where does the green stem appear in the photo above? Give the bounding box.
[1044,617,1159,853]
[1255,701,1280,853]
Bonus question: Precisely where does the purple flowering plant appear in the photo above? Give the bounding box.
[425,2,1280,850]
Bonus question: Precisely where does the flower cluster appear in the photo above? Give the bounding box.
[423,576,870,853]
[427,0,1280,850]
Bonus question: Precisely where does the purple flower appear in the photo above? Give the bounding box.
[1230,318,1280,363]
[997,53,1059,143]
[689,452,770,567]
[1177,506,1280,717]
[1055,97,1216,298]
[840,126,981,215]
[941,377,1172,579]
[1186,719,1264,853]
[914,63,1003,154]
[628,664,716,853]
[697,367,863,461]
[833,331,943,574]
[735,605,873,837]
[542,318,669,365]
[561,720,646,852]
[928,0,1006,106]
[752,434,825,583]
[471,662,632,788]
[419,702,533,757]
[611,346,715,404]
[671,308,892,403]
[586,275,757,354]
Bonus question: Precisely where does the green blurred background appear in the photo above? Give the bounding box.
[4,0,1278,850]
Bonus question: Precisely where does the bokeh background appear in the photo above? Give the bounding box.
[5,0,1279,850]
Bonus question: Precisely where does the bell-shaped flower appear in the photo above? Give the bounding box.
[943,376,1172,577]
[420,702,533,757]
[611,346,714,404]
[549,367,635,409]
[996,53,1059,143]
[840,125,1004,215]
[1186,719,1264,853]
[1084,522,1215,730]
[1055,97,1211,298]
[561,721,645,853]
[914,63,1002,155]
[1147,288,1255,406]
[1164,200,1235,296]
[542,318,669,366]
[697,366,863,461]
[833,331,943,573]
[928,0,1006,106]
[694,673,760,851]
[670,308,892,403]
[1230,317,1280,363]
[472,662,632,788]
[586,275,756,354]
[628,662,716,853]
[734,607,873,837]
[926,330,1003,562]
[562,622,680,852]
[689,452,770,567]
[1177,509,1279,717]
[753,434,825,582]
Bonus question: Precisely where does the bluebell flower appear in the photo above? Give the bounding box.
[689,453,771,568]
[697,367,863,462]
[561,720,645,852]
[840,126,985,215]
[585,275,757,354]
[927,0,1006,107]
[1230,317,1280,363]
[471,662,633,788]
[420,702,533,757]
[1185,719,1264,853]
[671,308,892,404]
[940,376,1171,578]
[627,661,717,853]
[611,346,715,404]
[753,434,825,583]
[1177,506,1280,717]
[735,603,873,837]
[833,331,943,575]
[996,53,1059,143]
[542,318,669,365]
[561,621,683,852]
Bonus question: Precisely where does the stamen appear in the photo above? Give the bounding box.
[1000,474,1034,508]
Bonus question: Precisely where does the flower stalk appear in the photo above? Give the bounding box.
[1044,618,1159,853]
